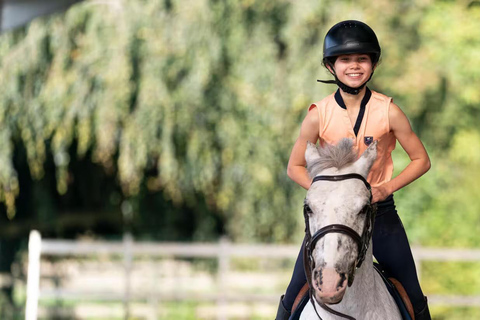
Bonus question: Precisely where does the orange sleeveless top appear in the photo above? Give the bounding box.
[309,89,396,187]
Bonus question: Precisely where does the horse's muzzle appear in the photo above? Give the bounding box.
[313,267,348,304]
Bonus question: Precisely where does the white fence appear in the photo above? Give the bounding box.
[25,230,480,320]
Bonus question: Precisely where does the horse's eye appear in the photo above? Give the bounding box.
[358,206,368,215]
[305,205,313,215]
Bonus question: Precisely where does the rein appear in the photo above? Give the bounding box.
[303,173,377,320]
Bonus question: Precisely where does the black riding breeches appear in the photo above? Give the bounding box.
[283,238,307,311]
[282,195,426,314]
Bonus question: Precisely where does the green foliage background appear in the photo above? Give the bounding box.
[1,0,480,317]
[2,0,480,243]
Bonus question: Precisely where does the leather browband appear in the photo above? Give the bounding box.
[311,173,371,191]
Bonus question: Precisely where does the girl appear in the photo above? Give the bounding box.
[275,20,432,320]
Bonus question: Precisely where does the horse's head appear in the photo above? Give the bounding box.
[304,138,377,305]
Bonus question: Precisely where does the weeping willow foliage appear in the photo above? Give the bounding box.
[1,0,480,245]
[0,0,323,240]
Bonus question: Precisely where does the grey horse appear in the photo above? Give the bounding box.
[300,139,402,320]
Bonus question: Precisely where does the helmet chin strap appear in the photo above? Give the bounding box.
[317,61,374,95]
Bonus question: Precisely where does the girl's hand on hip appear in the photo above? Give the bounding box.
[371,185,390,203]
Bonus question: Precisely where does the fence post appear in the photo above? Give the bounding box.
[25,230,42,320]
[217,236,230,320]
[123,232,133,320]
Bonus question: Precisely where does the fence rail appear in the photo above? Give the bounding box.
[25,230,480,320]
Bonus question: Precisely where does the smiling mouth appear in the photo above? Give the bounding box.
[346,73,363,77]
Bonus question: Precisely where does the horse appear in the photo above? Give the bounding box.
[299,138,402,320]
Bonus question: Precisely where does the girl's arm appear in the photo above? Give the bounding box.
[287,108,321,190]
[372,102,431,202]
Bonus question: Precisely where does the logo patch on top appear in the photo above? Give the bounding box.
[364,136,373,146]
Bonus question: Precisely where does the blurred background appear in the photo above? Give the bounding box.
[1,0,480,319]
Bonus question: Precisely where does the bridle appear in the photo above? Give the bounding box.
[303,173,377,320]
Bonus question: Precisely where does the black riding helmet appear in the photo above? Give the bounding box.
[318,20,381,95]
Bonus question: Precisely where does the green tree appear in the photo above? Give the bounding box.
[0,0,479,245]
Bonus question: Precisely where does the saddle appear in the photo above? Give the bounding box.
[289,263,415,320]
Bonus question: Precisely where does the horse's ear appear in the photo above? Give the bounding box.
[353,141,378,178]
[305,141,321,169]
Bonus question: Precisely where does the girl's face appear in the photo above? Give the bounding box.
[328,54,375,90]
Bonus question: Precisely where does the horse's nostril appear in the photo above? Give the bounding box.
[313,269,323,288]
[337,272,347,290]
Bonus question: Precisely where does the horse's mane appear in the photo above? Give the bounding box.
[307,138,357,178]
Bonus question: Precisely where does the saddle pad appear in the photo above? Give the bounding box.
[288,264,413,320]
[373,263,413,320]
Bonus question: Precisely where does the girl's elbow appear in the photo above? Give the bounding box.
[424,158,431,173]
[287,165,301,181]
[287,166,294,180]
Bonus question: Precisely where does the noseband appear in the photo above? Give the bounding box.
[303,173,377,320]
